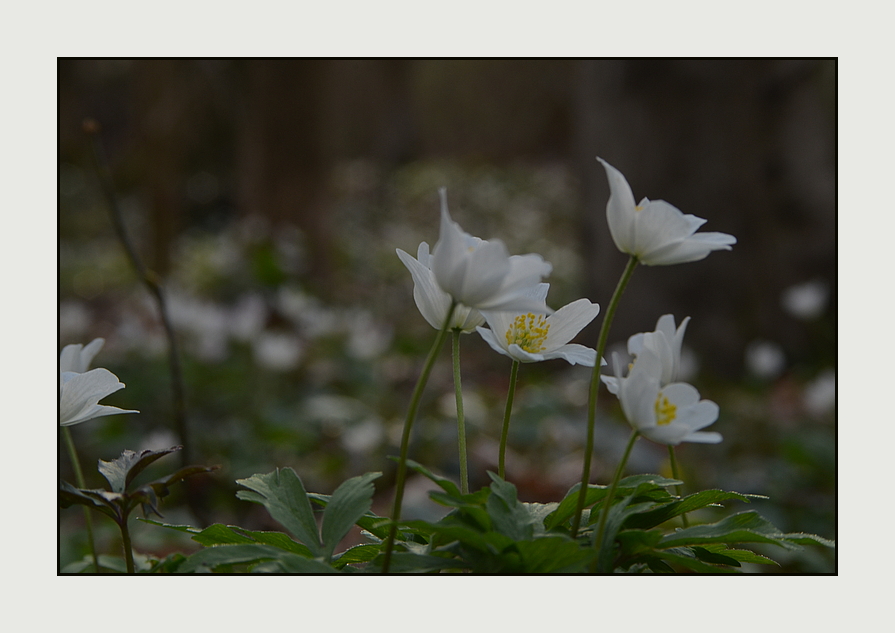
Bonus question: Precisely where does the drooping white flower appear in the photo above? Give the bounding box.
[598,158,736,266]
[396,241,485,332]
[603,314,690,395]
[59,339,138,427]
[430,188,552,313]
[476,284,602,366]
[611,348,721,445]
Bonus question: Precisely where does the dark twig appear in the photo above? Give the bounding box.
[83,119,191,467]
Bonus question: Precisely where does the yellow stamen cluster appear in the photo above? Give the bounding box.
[634,205,644,212]
[654,393,677,426]
[505,313,550,353]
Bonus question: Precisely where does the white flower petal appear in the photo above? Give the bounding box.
[430,188,549,312]
[397,247,452,330]
[633,201,703,258]
[598,157,637,254]
[59,368,138,426]
[476,326,511,358]
[543,298,600,349]
[541,343,597,366]
[681,431,723,443]
[60,338,105,373]
[597,158,735,266]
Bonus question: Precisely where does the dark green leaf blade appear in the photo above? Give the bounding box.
[98,446,180,493]
[235,468,323,557]
[320,472,381,559]
[659,511,797,550]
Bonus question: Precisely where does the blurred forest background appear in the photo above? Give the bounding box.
[58,59,836,572]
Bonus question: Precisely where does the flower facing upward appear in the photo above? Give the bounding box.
[603,314,690,395]
[598,158,736,266]
[396,241,485,332]
[430,188,552,313]
[59,338,138,427]
[611,348,721,446]
[476,284,602,366]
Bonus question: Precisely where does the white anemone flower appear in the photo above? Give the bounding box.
[612,348,721,446]
[60,338,106,373]
[430,188,552,313]
[476,284,602,366]
[59,338,138,427]
[603,314,690,395]
[396,241,485,332]
[598,158,736,266]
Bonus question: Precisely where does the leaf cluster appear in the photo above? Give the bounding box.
[59,446,219,528]
[145,461,833,573]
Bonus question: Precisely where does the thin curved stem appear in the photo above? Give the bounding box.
[498,360,520,480]
[62,426,100,573]
[571,255,638,538]
[591,429,639,572]
[85,123,189,467]
[668,445,689,528]
[451,329,469,494]
[381,302,457,573]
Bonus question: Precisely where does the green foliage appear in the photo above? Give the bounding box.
[59,446,219,525]
[154,463,832,574]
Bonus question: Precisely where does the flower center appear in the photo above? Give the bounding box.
[505,313,550,353]
[634,205,644,212]
[654,393,677,426]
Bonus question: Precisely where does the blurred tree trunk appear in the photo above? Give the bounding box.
[235,60,334,297]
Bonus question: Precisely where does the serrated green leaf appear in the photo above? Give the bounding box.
[178,544,290,573]
[784,532,836,548]
[333,543,382,568]
[486,473,536,541]
[320,472,381,559]
[692,546,741,567]
[653,547,739,573]
[617,474,682,489]
[696,544,779,566]
[403,459,462,498]
[270,553,340,573]
[659,511,797,551]
[235,468,323,557]
[544,483,610,531]
[545,476,677,532]
[616,529,664,558]
[98,446,180,493]
[514,536,594,573]
[365,551,467,573]
[624,489,753,530]
[185,523,312,556]
[595,498,657,572]
[59,480,121,522]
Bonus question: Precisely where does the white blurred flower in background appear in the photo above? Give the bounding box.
[804,369,836,417]
[745,340,786,380]
[781,278,830,321]
[252,331,304,372]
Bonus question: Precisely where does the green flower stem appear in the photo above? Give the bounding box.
[118,516,136,574]
[498,360,520,480]
[571,255,638,538]
[451,329,469,495]
[62,426,100,573]
[381,302,457,574]
[668,445,689,528]
[591,429,639,572]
